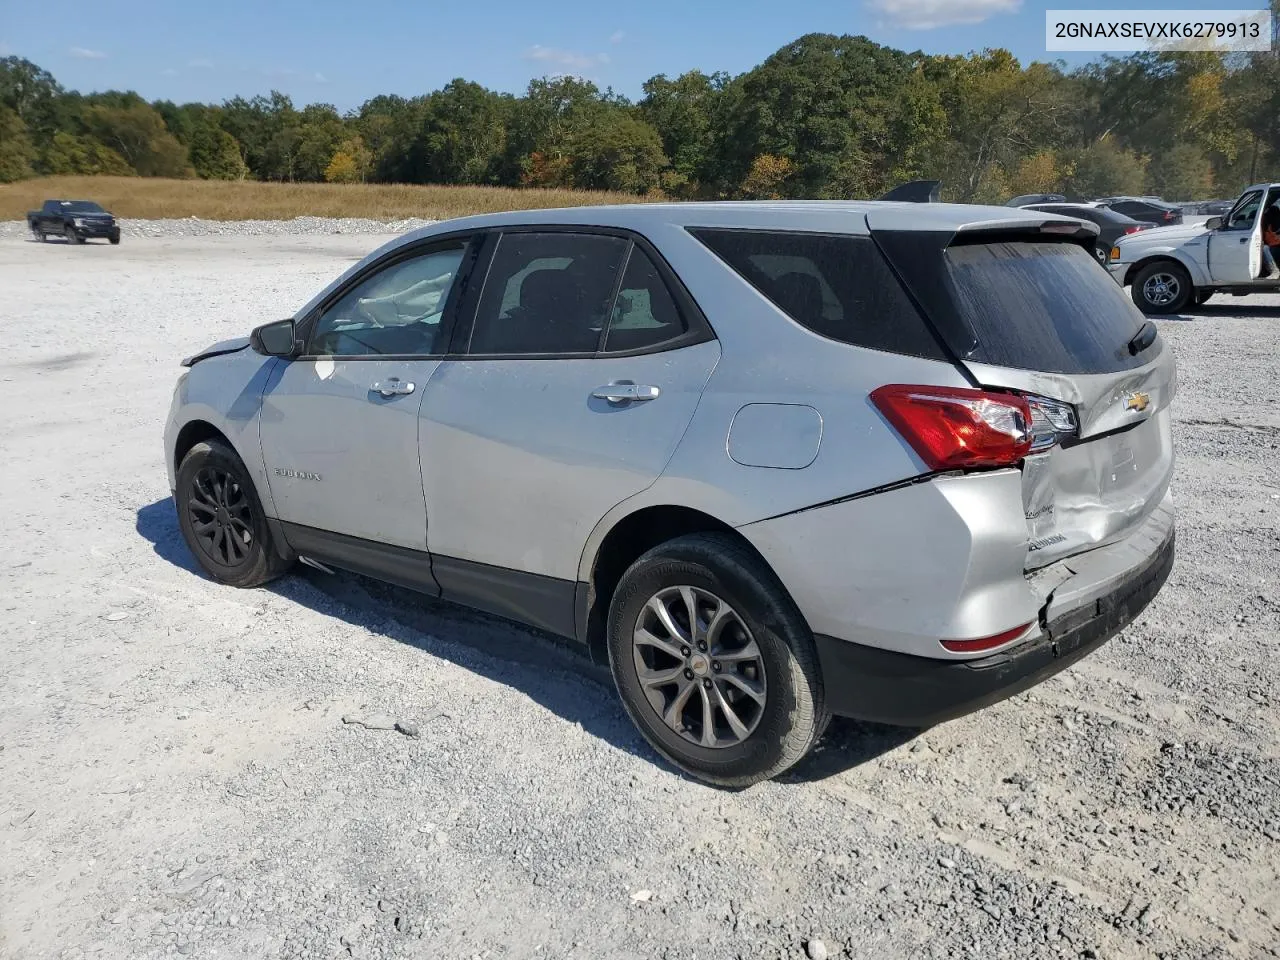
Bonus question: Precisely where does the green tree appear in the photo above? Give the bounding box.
[639,70,727,193]
[568,111,668,193]
[42,131,134,175]
[0,105,36,181]
[81,100,192,176]
[1059,139,1146,197]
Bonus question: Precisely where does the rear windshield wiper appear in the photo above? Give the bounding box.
[1128,320,1157,355]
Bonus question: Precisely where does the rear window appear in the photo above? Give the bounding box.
[943,241,1149,374]
[690,229,945,359]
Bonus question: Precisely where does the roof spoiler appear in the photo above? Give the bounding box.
[878,180,941,204]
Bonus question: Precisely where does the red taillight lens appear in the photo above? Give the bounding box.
[870,384,1033,470]
[1124,226,1144,234]
[1163,211,1175,220]
[941,622,1035,653]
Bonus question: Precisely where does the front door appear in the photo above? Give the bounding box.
[419,230,719,601]
[1208,187,1265,282]
[260,238,471,550]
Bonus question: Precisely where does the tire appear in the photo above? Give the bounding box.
[70,230,86,245]
[175,440,293,588]
[31,226,45,242]
[606,532,829,788]
[109,235,121,245]
[1131,261,1192,314]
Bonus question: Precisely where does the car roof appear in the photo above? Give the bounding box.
[1023,201,1103,209]
[393,200,1078,248]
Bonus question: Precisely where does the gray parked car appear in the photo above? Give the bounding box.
[165,202,1177,786]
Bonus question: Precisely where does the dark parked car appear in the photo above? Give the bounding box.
[27,200,120,245]
[1022,202,1150,263]
[1006,193,1067,207]
[1094,197,1183,227]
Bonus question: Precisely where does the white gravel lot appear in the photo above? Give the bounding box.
[0,222,1278,960]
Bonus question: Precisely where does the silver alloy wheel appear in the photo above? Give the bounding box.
[632,585,767,748]
[1142,271,1181,307]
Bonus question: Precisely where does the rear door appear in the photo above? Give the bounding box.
[1208,187,1266,283]
[418,229,718,618]
[869,216,1175,569]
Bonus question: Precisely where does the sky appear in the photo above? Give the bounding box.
[0,0,1266,110]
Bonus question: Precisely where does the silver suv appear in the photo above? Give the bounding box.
[165,202,1176,786]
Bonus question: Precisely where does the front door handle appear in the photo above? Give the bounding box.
[371,378,415,397]
[592,382,660,404]
[1241,237,1250,244]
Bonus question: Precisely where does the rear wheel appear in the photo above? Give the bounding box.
[606,532,829,787]
[1131,261,1192,314]
[175,440,293,587]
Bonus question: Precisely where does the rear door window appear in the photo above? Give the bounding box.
[467,232,628,355]
[942,240,1150,373]
[690,229,945,359]
[603,246,688,353]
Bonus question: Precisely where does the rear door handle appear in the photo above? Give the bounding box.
[591,382,660,404]
[371,378,415,397]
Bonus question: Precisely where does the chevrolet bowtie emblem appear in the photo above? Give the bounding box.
[1124,391,1151,413]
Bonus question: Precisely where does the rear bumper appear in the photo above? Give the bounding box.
[815,525,1175,726]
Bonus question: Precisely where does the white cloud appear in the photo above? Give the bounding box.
[865,0,1020,29]
[609,30,625,44]
[188,58,214,69]
[69,46,107,59]
[524,45,609,72]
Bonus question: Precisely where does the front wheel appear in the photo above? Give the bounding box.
[1131,261,1192,314]
[175,440,293,587]
[31,226,45,242]
[606,532,829,788]
[70,230,86,245]
[109,235,121,245]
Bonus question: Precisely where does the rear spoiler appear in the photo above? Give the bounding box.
[877,180,941,203]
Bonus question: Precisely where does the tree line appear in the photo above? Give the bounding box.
[3,31,1280,203]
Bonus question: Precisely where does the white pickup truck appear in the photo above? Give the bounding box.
[1108,182,1280,313]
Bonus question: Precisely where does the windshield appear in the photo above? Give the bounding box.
[943,241,1151,374]
[60,201,106,214]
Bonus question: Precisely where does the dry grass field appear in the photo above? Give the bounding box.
[0,176,651,221]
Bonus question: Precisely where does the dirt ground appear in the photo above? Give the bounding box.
[0,231,1277,960]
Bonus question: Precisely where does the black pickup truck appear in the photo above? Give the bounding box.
[27,200,121,245]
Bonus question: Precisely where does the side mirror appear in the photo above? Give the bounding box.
[1205,216,1224,231]
[250,319,298,358]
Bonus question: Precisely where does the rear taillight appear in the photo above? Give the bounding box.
[1123,226,1144,234]
[870,385,1033,470]
[1163,211,1176,221]
[1025,394,1078,452]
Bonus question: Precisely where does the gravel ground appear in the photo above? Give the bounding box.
[0,227,1277,960]
[0,216,438,239]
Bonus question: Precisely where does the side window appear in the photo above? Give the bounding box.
[1228,191,1264,229]
[1110,201,1139,215]
[691,228,945,359]
[308,243,467,357]
[603,246,688,353]
[468,232,628,356]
